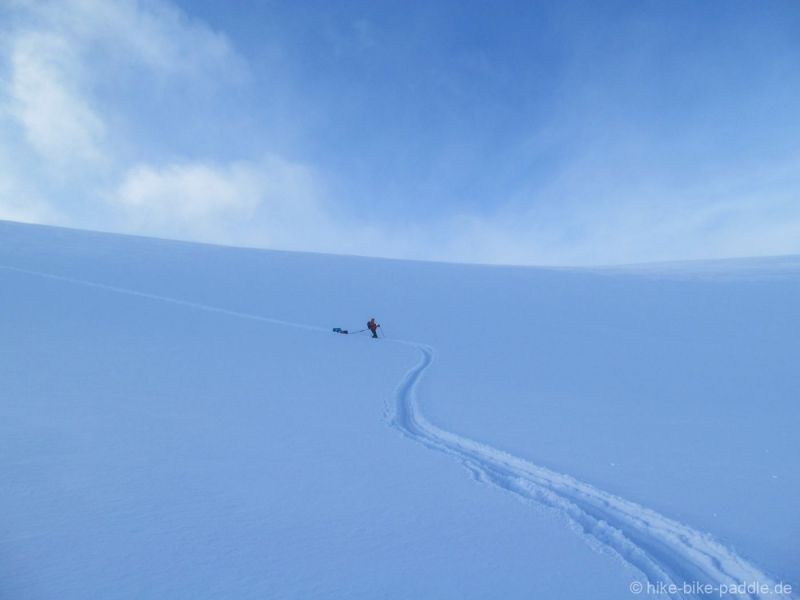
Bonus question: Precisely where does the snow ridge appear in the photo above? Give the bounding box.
[2,264,790,600]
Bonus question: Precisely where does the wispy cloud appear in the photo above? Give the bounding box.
[2,0,245,164]
[0,138,61,222]
[0,0,246,225]
[6,29,106,165]
[110,157,331,247]
[15,0,243,76]
[0,0,799,266]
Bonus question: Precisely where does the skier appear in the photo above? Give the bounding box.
[367,318,380,338]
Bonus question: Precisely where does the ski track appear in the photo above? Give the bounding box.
[2,264,791,600]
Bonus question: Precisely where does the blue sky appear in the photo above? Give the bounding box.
[1,0,799,265]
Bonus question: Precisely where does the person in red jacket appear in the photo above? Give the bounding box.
[367,318,380,338]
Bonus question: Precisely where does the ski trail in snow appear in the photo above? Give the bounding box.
[2,265,791,600]
[0,265,328,333]
[387,344,791,600]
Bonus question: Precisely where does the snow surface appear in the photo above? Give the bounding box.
[0,220,797,599]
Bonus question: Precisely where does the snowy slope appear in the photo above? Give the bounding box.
[0,220,797,599]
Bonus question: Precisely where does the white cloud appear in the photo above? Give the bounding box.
[6,29,106,164]
[0,142,62,223]
[110,157,338,248]
[0,0,244,167]
[115,162,261,225]
[29,0,245,76]
[0,0,251,233]
[420,165,800,266]
[1,0,798,267]
[0,193,58,224]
